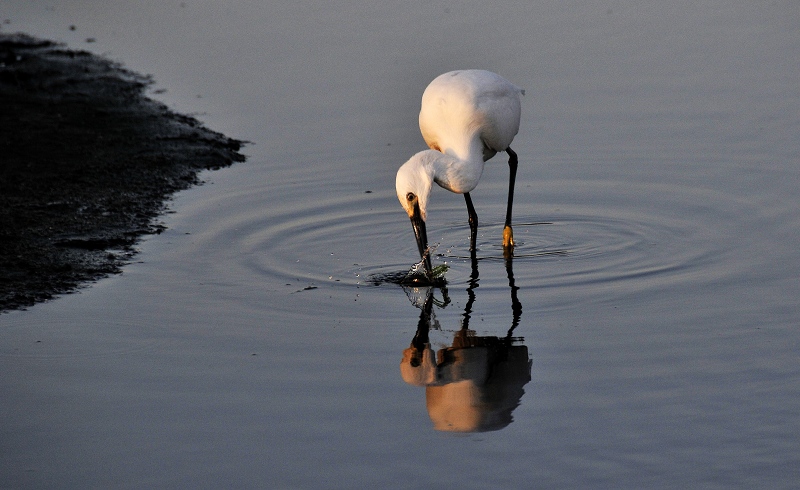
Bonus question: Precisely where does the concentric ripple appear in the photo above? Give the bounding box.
[167,169,753,315]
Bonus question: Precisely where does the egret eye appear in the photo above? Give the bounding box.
[406,192,415,202]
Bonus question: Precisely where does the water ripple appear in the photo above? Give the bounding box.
[171,174,754,312]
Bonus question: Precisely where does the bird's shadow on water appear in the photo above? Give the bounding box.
[387,254,533,433]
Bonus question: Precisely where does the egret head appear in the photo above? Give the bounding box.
[396,152,435,272]
[396,152,434,219]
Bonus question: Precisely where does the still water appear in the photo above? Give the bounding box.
[2,1,799,488]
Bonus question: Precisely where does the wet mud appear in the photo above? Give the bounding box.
[0,33,245,312]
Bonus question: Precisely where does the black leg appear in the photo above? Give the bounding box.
[503,147,518,251]
[464,192,478,252]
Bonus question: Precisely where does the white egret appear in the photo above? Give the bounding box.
[396,70,524,275]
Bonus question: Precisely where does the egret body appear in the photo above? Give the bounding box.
[396,70,524,274]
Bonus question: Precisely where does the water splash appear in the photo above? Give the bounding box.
[367,245,449,287]
[403,244,448,286]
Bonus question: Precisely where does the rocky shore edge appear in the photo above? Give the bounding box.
[0,33,246,312]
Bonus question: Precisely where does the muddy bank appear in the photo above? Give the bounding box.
[0,33,246,312]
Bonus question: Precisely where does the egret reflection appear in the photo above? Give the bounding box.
[400,256,531,432]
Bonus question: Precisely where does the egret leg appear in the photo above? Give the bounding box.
[464,192,478,253]
[503,147,518,251]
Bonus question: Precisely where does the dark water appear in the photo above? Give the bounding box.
[3,2,800,488]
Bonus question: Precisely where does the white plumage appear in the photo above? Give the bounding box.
[396,70,524,273]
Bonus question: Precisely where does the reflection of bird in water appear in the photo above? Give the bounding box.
[400,256,531,432]
[395,70,524,276]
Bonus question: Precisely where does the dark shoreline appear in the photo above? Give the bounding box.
[0,33,246,312]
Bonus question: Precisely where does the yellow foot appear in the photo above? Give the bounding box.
[502,225,515,249]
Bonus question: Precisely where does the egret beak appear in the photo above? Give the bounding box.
[409,202,432,276]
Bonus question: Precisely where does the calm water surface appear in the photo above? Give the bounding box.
[2,1,799,488]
